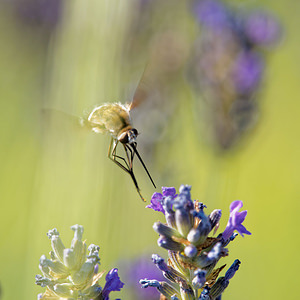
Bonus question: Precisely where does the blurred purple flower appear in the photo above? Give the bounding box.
[233,51,264,94]
[122,255,165,300]
[102,268,124,300]
[189,0,281,150]
[146,187,177,214]
[193,0,230,29]
[222,200,251,240]
[245,12,281,46]
[12,0,62,29]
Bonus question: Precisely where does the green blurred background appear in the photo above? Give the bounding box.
[0,0,299,299]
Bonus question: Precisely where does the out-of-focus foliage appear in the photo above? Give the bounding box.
[0,0,299,299]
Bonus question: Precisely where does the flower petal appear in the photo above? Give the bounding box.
[229,200,243,212]
[146,193,165,214]
[102,268,124,300]
[162,187,177,198]
[222,201,251,240]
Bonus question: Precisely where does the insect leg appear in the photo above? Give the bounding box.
[108,139,145,201]
[124,143,135,169]
[108,138,130,173]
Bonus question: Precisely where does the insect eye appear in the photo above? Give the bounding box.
[118,132,129,144]
[132,128,138,136]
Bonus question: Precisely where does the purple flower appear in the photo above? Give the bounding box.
[14,0,62,29]
[222,200,251,241]
[102,268,124,300]
[141,185,251,299]
[120,255,165,300]
[146,187,177,214]
[245,12,281,46]
[233,51,264,94]
[193,0,230,29]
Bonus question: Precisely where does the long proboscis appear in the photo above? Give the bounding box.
[129,143,156,189]
[128,169,145,202]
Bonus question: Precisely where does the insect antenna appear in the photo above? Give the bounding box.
[128,143,156,189]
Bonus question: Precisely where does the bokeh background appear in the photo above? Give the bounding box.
[0,0,299,299]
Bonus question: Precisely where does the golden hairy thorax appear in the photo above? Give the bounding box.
[87,103,132,138]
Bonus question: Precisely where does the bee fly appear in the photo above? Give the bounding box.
[83,99,156,201]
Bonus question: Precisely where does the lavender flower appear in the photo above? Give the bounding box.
[102,269,124,300]
[141,185,251,299]
[222,200,251,241]
[119,254,165,300]
[35,225,124,300]
[8,0,62,30]
[233,51,264,94]
[146,187,177,214]
[244,12,281,46]
[193,0,230,29]
[189,0,281,149]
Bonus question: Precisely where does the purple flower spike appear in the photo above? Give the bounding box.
[233,51,264,94]
[193,0,229,29]
[146,187,177,214]
[245,12,281,46]
[222,201,251,241]
[102,268,124,300]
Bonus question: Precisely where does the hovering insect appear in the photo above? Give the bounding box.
[82,77,156,201]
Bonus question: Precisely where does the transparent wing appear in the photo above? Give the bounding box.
[128,62,179,160]
[130,64,157,111]
[41,108,89,134]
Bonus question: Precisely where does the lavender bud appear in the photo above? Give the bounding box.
[180,285,195,300]
[158,236,184,252]
[192,269,207,289]
[152,254,169,272]
[63,248,76,270]
[47,228,65,263]
[224,259,241,280]
[199,285,211,300]
[187,227,201,244]
[184,244,198,258]
[71,224,84,243]
[53,283,75,298]
[70,261,94,285]
[174,188,194,237]
[80,284,102,298]
[210,277,229,299]
[188,206,212,245]
[222,232,238,247]
[35,275,51,288]
[39,255,69,276]
[209,209,222,230]
[140,279,180,299]
[174,208,192,237]
[153,222,182,239]
[194,242,222,268]
[152,254,186,283]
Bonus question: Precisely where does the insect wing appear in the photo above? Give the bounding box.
[41,108,90,135]
[130,64,158,111]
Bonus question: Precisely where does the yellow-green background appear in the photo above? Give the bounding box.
[0,0,299,299]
